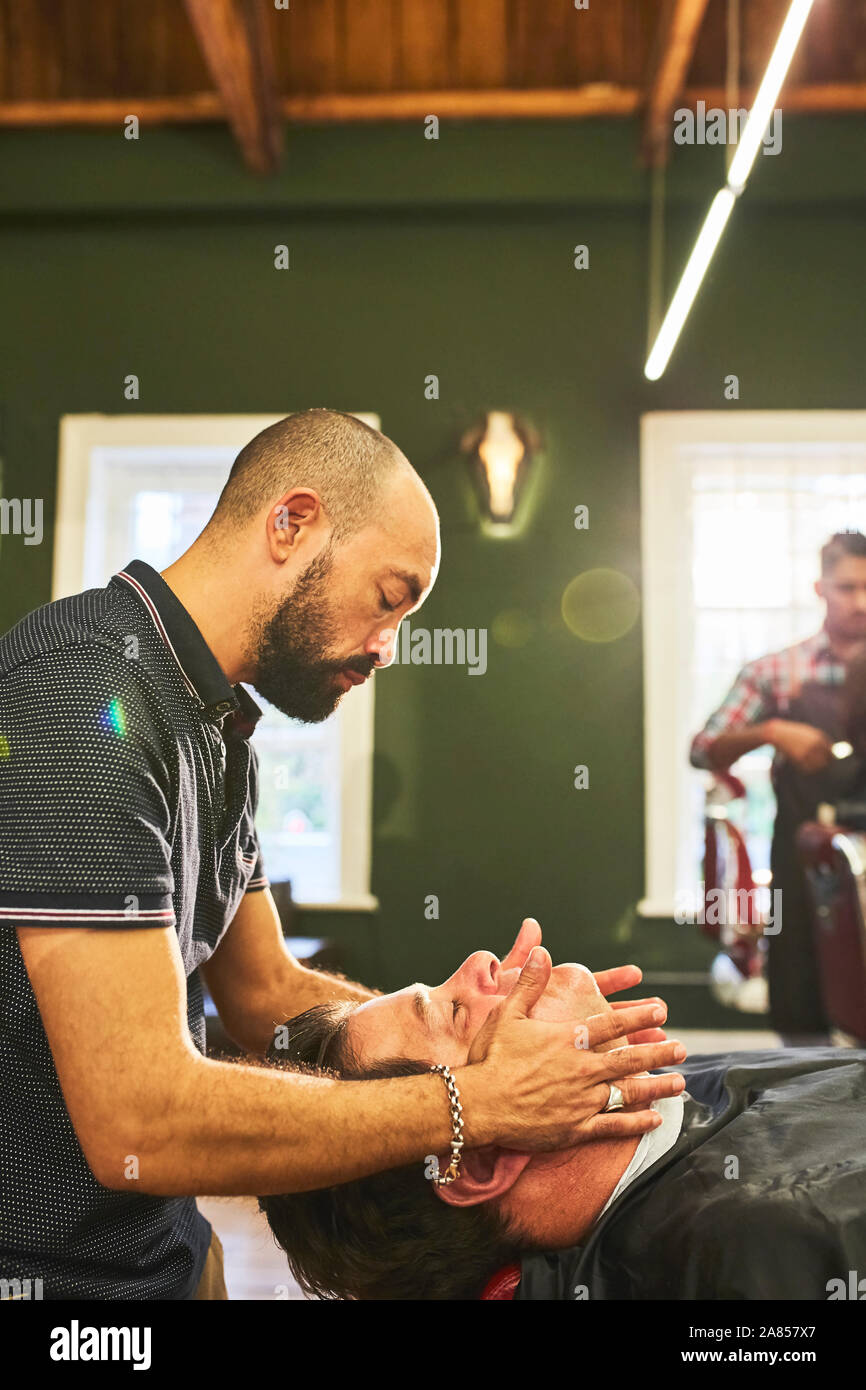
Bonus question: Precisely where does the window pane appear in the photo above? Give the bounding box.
[687,447,866,889]
[252,699,341,901]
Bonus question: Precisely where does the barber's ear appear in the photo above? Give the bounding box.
[433,1147,531,1208]
[269,488,325,553]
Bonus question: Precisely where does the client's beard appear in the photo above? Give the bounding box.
[247,547,376,723]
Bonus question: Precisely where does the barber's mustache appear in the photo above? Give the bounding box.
[321,654,380,678]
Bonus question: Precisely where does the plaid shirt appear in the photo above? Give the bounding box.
[690,626,846,774]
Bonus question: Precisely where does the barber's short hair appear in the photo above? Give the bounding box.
[205,408,410,542]
[259,1003,527,1300]
[821,531,866,575]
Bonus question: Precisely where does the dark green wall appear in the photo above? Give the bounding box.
[1,117,864,1020]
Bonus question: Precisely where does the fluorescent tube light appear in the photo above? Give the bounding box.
[644,0,816,380]
[644,188,736,381]
[727,0,816,190]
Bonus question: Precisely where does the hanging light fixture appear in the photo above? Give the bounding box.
[459,411,540,527]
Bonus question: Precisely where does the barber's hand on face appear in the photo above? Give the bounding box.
[499,917,543,972]
[501,934,669,1045]
[592,963,670,1043]
[770,720,834,772]
[463,947,687,1152]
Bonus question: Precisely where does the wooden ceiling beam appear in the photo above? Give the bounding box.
[182,0,282,172]
[643,0,712,167]
[0,95,224,125]
[683,82,866,113]
[279,84,643,120]
[0,86,639,126]
[2,83,866,129]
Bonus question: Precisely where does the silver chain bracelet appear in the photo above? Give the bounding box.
[429,1064,465,1185]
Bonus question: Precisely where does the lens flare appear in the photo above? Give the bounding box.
[491,608,534,649]
[561,569,640,643]
[99,698,126,736]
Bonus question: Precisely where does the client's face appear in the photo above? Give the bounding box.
[346,952,616,1069]
[261,953,644,1292]
[346,955,634,1249]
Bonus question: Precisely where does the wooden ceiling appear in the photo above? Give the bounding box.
[0,0,863,171]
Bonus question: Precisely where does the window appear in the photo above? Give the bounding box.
[640,412,866,917]
[54,414,379,909]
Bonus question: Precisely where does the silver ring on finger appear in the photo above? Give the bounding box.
[603,1082,625,1112]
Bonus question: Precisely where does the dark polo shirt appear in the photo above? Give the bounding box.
[0,558,268,1299]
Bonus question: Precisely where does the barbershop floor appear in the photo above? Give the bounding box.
[199,1026,780,1300]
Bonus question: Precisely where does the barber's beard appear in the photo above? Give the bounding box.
[247,548,375,724]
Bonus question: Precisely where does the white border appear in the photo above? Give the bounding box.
[640,410,866,918]
[54,412,380,913]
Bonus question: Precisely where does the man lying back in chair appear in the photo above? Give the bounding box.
[260,949,866,1301]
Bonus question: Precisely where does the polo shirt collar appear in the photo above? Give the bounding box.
[111,559,263,731]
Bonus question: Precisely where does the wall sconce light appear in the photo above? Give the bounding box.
[459,411,540,527]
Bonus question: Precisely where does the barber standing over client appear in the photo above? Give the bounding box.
[0,409,686,1300]
[690,530,866,1045]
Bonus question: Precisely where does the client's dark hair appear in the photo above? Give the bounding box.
[259,1002,526,1300]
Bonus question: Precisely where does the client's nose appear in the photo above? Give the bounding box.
[457,951,501,993]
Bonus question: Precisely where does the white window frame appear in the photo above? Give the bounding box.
[640,410,866,918]
[53,412,380,912]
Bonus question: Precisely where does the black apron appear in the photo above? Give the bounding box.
[768,680,865,1033]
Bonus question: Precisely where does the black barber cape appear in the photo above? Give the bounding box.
[516,1049,866,1300]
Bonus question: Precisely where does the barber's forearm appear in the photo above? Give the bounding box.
[97,1052,465,1197]
[286,962,380,1010]
[217,961,378,1057]
[705,721,777,770]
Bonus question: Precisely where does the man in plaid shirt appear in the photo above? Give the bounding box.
[690,531,866,1042]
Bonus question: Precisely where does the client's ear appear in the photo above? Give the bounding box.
[433,1147,531,1208]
